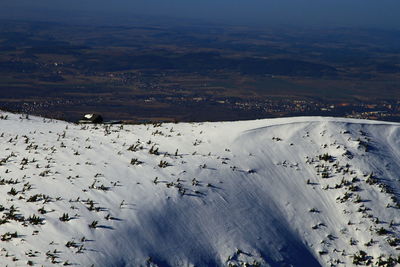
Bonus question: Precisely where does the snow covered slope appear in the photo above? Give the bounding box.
[0,111,399,267]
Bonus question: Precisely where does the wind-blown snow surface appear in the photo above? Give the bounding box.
[0,112,399,267]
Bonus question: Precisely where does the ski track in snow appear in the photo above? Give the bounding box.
[0,112,399,267]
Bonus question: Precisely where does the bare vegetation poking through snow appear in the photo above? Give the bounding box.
[0,111,398,266]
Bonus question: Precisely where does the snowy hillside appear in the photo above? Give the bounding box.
[0,111,399,267]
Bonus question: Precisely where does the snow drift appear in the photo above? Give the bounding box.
[0,111,399,266]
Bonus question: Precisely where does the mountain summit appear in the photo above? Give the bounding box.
[0,112,399,266]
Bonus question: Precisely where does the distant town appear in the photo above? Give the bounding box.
[2,94,400,123]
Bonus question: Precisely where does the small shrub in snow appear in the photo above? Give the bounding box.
[337,192,352,203]
[153,177,159,184]
[7,187,18,196]
[364,239,374,247]
[149,145,159,155]
[353,195,362,203]
[27,194,41,202]
[348,185,360,192]
[387,238,399,247]
[352,250,371,265]
[89,220,98,229]
[130,158,142,165]
[1,231,18,241]
[65,241,78,248]
[376,227,389,236]
[366,173,378,185]
[158,160,169,168]
[128,144,141,152]
[318,250,328,255]
[319,153,333,162]
[59,213,71,222]
[309,208,319,213]
[375,255,399,267]
[38,206,47,214]
[27,214,44,225]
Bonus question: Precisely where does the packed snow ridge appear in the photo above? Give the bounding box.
[0,111,399,267]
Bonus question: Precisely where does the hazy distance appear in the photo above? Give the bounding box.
[1,0,400,29]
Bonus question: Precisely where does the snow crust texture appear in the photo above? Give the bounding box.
[0,112,399,267]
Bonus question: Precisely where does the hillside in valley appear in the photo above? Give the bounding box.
[0,111,399,266]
